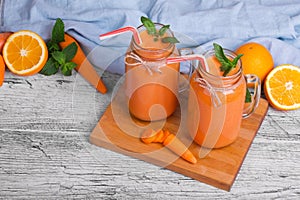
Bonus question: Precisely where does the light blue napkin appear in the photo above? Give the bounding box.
[1,0,299,74]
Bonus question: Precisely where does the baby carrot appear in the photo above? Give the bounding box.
[59,34,107,94]
[141,129,197,164]
[141,129,167,144]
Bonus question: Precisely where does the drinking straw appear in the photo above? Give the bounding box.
[99,26,142,45]
[166,54,209,72]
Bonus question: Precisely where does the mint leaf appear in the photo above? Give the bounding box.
[141,16,156,35]
[61,62,76,76]
[47,40,60,52]
[220,63,233,76]
[52,51,66,65]
[213,43,243,77]
[61,65,72,76]
[213,43,231,66]
[159,25,170,36]
[232,54,243,67]
[62,42,78,62]
[39,57,59,76]
[245,88,252,103]
[65,62,77,71]
[52,18,65,43]
[162,37,180,43]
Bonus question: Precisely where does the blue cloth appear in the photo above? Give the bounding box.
[1,0,300,74]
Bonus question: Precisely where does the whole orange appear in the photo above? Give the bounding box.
[235,42,274,82]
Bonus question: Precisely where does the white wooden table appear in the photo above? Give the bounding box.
[0,70,299,199]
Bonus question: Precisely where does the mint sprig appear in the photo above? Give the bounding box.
[213,43,251,103]
[213,43,243,77]
[245,88,252,103]
[141,16,156,35]
[40,18,78,76]
[140,16,179,44]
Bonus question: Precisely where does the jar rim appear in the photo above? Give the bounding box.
[197,48,242,81]
[195,48,243,88]
[132,23,175,53]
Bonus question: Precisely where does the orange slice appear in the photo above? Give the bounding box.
[3,30,48,76]
[264,64,300,110]
[0,55,5,86]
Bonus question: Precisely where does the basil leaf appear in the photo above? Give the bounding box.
[52,18,65,43]
[161,37,180,43]
[62,42,78,62]
[141,16,156,35]
[159,25,170,36]
[245,88,252,103]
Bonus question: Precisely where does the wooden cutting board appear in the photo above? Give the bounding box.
[89,83,269,191]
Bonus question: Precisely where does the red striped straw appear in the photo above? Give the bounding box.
[99,26,142,45]
[166,54,209,72]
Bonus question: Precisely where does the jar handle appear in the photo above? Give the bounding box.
[178,48,195,93]
[243,74,261,118]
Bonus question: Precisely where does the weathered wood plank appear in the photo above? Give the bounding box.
[0,128,299,199]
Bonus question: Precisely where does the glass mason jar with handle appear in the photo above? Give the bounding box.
[188,48,261,149]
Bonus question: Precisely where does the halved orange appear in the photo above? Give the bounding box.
[0,54,5,86]
[264,64,300,110]
[3,30,48,76]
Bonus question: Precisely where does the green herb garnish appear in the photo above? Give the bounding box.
[213,43,243,77]
[140,16,179,44]
[245,88,252,103]
[40,18,78,76]
[162,37,180,43]
[159,25,170,36]
[141,16,156,35]
[213,43,252,103]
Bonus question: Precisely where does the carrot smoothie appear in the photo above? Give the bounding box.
[125,24,180,121]
[188,49,246,148]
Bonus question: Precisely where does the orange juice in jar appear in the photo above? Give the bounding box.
[125,23,180,121]
[188,48,260,148]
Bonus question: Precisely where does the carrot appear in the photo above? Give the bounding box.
[0,54,5,86]
[0,32,12,84]
[59,34,107,94]
[141,128,197,164]
[0,32,13,53]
